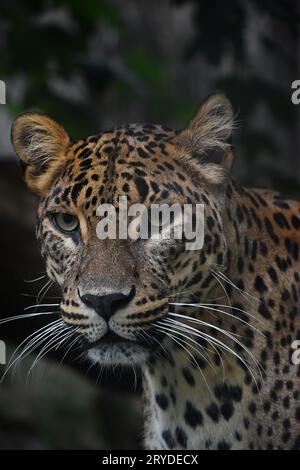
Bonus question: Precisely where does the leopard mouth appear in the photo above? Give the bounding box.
[84,330,131,350]
[76,323,167,365]
[83,326,166,352]
[84,329,152,366]
[82,329,149,352]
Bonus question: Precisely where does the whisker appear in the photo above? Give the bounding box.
[154,326,213,397]
[167,314,263,388]
[1,320,64,382]
[169,302,265,335]
[169,289,227,303]
[168,289,194,299]
[21,293,61,299]
[0,311,58,326]
[24,274,46,283]
[27,326,71,380]
[160,317,225,374]
[169,311,243,339]
[58,330,81,366]
[6,319,62,369]
[24,303,59,311]
[36,279,53,305]
[201,302,264,327]
[55,328,77,351]
[139,328,171,361]
[169,311,261,368]
[131,363,138,393]
[211,268,233,313]
[212,270,260,306]
[156,320,215,370]
[11,322,65,371]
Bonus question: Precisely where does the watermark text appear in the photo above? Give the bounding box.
[96,196,205,250]
[0,80,6,104]
[0,340,6,365]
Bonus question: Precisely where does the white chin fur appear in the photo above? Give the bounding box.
[87,342,149,366]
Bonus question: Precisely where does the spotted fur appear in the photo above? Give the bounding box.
[11,93,300,449]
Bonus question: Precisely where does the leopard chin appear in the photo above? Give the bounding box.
[87,341,149,366]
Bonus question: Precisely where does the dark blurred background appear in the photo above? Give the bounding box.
[0,0,299,449]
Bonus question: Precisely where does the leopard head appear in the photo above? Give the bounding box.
[11,93,234,366]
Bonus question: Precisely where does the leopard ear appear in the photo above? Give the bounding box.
[176,93,235,183]
[11,112,70,195]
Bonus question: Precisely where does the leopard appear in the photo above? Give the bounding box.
[11,93,300,450]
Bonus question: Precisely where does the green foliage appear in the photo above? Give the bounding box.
[175,0,299,192]
[0,0,299,193]
[0,0,194,136]
[0,0,121,136]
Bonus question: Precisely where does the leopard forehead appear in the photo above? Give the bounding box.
[41,123,206,219]
[12,92,234,206]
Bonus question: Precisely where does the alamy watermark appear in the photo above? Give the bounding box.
[291,80,300,105]
[0,340,6,365]
[292,340,300,365]
[0,80,6,104]
[96,196,205,250]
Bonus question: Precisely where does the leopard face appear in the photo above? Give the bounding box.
[11,93,233,366]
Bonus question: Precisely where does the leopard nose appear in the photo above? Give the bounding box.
[80,287,135,320]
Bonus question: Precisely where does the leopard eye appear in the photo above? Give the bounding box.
[52,213,79,233]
